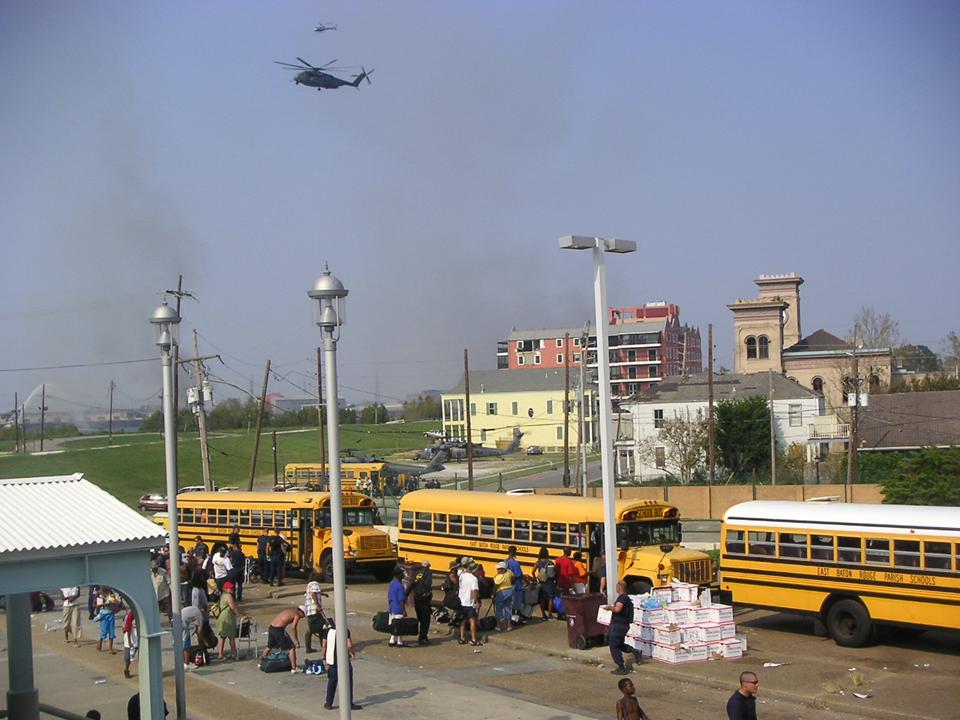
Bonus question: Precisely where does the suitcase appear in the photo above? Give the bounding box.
[392,617,419,636]
[259,650,291,673]
[372,611,392,633]
[477,616,497,632]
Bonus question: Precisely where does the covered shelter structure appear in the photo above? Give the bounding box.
[0,474,168,719]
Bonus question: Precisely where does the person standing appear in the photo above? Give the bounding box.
[457,561,481,646]
[192,535,209,561]
[213,581,245,660]
[493,561,514,632]
[122,610,138,679]
[268,529,288,587]
[322,621,362,711]
[406,560,433,646]
[303,572,327,654]
[571,551,589,594]
[505,546,524,621]
[150,560,172,620]
[60,586,82,646]
[555,547,576,595]
[533,547,557,620]
[211,543,233,593]
[726,671,759,720]
[602,581,640,675]
[616,678,652,720]
[94,587,121,654]
[387,566,407,648]
[227,541,246,601]
[256,527,271,582]
[181,604,204,667]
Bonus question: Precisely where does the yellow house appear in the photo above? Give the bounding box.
[441,369,596,452]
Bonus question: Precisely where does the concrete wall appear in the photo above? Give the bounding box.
[561,483,884,519]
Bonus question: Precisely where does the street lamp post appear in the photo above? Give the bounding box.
[559,235,636,603]
[308,267,352,720]
[149,302,187,720]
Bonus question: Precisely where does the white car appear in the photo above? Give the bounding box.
[177,485,218,494]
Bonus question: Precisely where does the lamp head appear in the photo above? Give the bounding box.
[149,302,181,349]
[309,265,348,330]
[308,266,349,301]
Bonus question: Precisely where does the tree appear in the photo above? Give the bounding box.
[716,395,771,479]
[656,413,707,485]
[894,344,942,373]
[880,447,960,505]
[402,395,441,421]
[848,307,900,348]
[890,374,960,393]
[941,331,960,373]
[360,403,389,424]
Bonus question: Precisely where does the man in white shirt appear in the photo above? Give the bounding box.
[212,544,233,591]
[322,622,362,711]
[60,587,81,646]
[303,572,327,654]
[457,562,481,646]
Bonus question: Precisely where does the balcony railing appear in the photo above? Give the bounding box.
[808,417,850,440]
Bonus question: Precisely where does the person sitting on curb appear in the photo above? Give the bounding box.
[261,605,305,673]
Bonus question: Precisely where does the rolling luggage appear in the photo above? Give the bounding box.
[392,617,419,636]
[259,650,291,673]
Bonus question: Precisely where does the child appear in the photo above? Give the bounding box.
[122,610,138,678]
[616,678,651,720]
[94,587,121,654]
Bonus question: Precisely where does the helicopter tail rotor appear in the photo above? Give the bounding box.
[353,66,373,86]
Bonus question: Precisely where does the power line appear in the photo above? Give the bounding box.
[0,358,155,373]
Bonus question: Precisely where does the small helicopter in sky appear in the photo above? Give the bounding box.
[314,22,337,32]
[274,57,372,90]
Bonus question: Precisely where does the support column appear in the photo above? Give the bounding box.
[6,592,39,719]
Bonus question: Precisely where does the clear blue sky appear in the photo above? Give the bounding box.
[1,1,958,417]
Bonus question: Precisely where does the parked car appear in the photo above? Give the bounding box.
[526,446,544,455]
[177,485,218,494]
[138,493,168,511]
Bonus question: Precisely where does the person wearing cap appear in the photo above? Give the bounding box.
[493,561,515,632]
[261,606,305,673]
[387,566,408,647]
[506,546,524,621]
[406,560,433,645]
[457,562,481,646]
[214,580,246,660]
[267,528,289,587]
[192,535,209,560]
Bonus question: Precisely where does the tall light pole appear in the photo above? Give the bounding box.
[309,266,353,720]
[149,302,187,720]
[560,235,636,603]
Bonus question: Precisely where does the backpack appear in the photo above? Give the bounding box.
[537,560,556,583]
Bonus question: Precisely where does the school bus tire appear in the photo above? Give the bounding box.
[321,551,334,583]
[626,579,653,595]
[825,597,873,648]
[372,563,395,582]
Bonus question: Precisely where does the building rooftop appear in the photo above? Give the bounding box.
[445,369,585,395]
[508,320,665,342]
[859,390,960,450]
[0,473,167,562]
[620,372,819,405]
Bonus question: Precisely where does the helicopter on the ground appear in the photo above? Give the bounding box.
[413,432,524,462]
[314,22,337,32]
[274,57,373,90]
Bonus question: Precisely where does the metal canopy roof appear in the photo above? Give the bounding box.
[0,473,168,562]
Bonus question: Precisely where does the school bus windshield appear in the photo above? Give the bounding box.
[617,520,681,548]
[316,507,380,528]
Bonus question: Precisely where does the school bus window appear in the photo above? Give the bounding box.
[415,512,431,532]
[811,534,833,561]
[251,510,262,527]
[180,508,193,524]
[748,531,775,557]
[239,510,251,527]
[344,508,376,526]
[924,541,951,570]
[725,530,746,555]
[778,532,807,559]
[531,521,547,544]
[449,514,463,535]
[514,519,530,542]
[216,509,228,525]
[893,540,920,568]
[262,511,273,527]
[316,509,331,528]
[550,522,567,546]
[433,513,447,533]
[496,518,512,540]
[570,528,584,550]
[865,538,891,565]
[360,471,368,480]
[838,536,861,564]
[401,511,414,530]
[275,511,287,528]
[480,517,495,537]
[228,510,239,526]
[344,470,354,479]
[464,516,479,536]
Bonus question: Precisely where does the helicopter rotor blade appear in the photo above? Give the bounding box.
[319,58,338,69]
[296,56,317,69]
[362,66,374,85]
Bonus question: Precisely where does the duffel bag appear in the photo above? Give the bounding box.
[391,617,419,636]
[259,650,291,673]
[477,616,497,632]
[372,611,392,633]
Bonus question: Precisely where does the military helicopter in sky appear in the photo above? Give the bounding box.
[314,22,337,32]
[274,57,373,90]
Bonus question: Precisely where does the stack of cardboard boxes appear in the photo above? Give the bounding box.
[597,581,747,664]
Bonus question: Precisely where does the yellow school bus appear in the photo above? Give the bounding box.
[397,490,713,590]
[283,462,387,493]
[721,501,960,646]
[157,491,398,581]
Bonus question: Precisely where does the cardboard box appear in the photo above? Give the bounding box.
[735,632,748,653]
[689,607,714,625]
[707,604,734,623]
[651,641,708,664]
[721,638,743,658]
[670,581,699,603]
[718,622,736,640]
[596,607,612,626]
[627,622,652,641]
[652,625,682,646]
[637,608,667,625]
[651,587,673,603]
[665,603,694,625]
[684,623,722,643]
[708,641,725,655]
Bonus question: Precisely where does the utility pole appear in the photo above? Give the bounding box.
[579,324,589,495]
[191,330,213,490]
[707,324,716,485]
[247,359,271,491]
[39,383,47,452]
[317,348,326,485]
[768,370,777,485]
[108,380,114,445]
[847,351,860,487]
[464,349,474,490]
[13,393,19,454]
[563,332,571,488]
[272,430,278,487]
